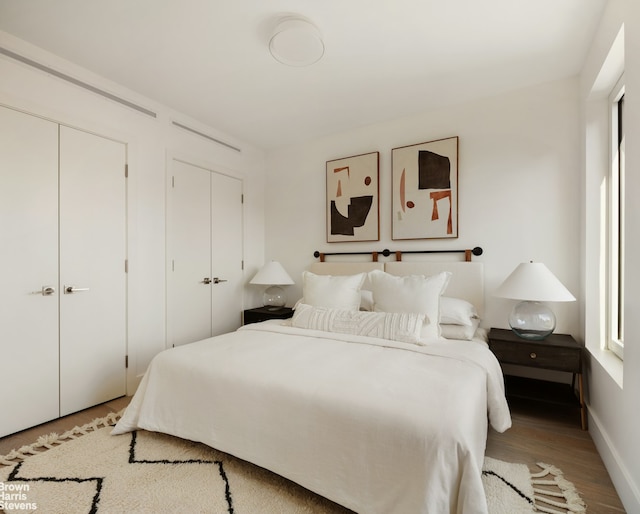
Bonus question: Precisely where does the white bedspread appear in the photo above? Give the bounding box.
[113,321,511,514]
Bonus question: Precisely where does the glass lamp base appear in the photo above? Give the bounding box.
[263,285,286,309]
[509,300,555,340]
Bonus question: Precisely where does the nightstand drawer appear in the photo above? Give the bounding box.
[489,338,580,372]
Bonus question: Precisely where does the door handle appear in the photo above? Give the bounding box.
[213,277,228,284]
[203,277,212,284]
[64,285,90,294]
[41,286,56,296]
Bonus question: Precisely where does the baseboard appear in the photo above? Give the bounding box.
[588,407,640,512]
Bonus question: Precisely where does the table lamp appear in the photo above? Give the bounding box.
[250,261,295,309]
[494,261,575,340]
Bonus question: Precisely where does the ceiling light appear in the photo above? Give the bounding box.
[269,16,324,67]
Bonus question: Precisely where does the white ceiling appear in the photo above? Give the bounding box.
[0,0,607,150]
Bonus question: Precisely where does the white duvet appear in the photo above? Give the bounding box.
[113,321,511,514]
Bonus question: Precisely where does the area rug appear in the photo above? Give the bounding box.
[0,412,586,514]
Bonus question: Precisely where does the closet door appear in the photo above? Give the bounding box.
[0,106,59,437]
[168,160,213,346]
[211,172,244,336]
[59,126,127,416]
[168,159,244,346]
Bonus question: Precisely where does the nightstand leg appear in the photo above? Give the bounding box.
[578,372,587,430]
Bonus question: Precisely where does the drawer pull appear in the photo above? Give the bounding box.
[530,352,537,359]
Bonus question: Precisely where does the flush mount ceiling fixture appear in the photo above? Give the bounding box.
[269,16,324,67]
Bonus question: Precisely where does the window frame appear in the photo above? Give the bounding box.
[607,75,625,359]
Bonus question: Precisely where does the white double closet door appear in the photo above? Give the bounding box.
[168,159,244,347]
[0,106,126,437]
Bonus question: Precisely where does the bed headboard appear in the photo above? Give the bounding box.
[308,262,384,290]
[309,248,484,318]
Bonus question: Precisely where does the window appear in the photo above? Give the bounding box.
[607,76,625,359]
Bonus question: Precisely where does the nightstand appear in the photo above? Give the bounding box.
[243,306,294,325]
[488,328,586,430]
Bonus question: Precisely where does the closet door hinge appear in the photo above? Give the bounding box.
[125,164,129,178]
[172,176,175,188]
[125,355,129,368]
[125,259,129,273]
[241,260,244,270]
[241,193,244,204]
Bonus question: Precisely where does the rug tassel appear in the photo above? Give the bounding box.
[0,409,125,466]
[530,462,586,514]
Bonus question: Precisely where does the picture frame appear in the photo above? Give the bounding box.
[326,151,380,243]
[391,136,458,240]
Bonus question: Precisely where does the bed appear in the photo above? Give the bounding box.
[113,254,511,514]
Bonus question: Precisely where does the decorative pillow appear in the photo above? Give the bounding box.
[301,271,366,311]
[368,270,451,340]
[440,297,479,326]
[291,303,426,345]
[440,318,481,340]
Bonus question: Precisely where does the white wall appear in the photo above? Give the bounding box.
[580,0,640,511]
[0,31,267,392]
[265,78,581,339]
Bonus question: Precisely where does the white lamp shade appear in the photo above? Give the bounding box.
[250,261,295,286]
[494,262,575,302]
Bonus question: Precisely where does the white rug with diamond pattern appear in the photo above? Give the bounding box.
[0,412,585,514]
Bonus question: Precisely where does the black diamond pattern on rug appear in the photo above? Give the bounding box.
[482,469,534,507]
[4,430,234,514]
[127,430,234,513]
[7,461,104,514]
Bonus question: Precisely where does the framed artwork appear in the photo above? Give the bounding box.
[326,151,380,242]
[391,136,458,240]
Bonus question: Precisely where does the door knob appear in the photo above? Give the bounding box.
[41,286,56,296]
[213,277,228,284]
[203,277,212,284]
[64,285,90,294]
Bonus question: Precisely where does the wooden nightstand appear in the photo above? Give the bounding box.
[243,306,294,325]
[488,328,587,430]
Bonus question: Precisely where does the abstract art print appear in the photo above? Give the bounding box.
[326,151,380,242]
[392,137,458,240]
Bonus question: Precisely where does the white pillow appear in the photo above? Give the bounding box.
[440,318,481,340]
[368,269,451,340]
[440,297,479,326]
[301,271,366,311]
[360,290,374,311]
[291,303,426,345]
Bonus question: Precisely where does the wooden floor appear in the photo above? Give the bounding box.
[0,396,130,458]
[486,398,626,513]
[0,396,626,513]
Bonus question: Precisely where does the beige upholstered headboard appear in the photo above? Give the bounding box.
[308,262,384,290]
[308,262,384,275]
